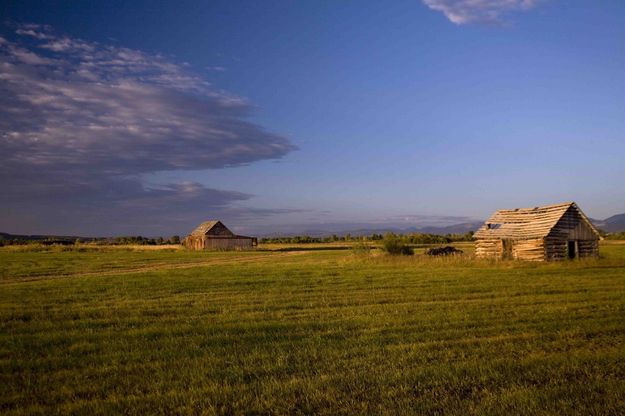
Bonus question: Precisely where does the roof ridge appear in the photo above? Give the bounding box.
[495,202,574,213]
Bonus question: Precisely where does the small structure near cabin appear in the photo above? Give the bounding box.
[474,202,601,261]
[182,221,257,250]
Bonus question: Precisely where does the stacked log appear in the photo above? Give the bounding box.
[578,240,599,258]
[474,202,601,262]
[543,237,565,261]
[511,238,545,261]
[475,239,503,259]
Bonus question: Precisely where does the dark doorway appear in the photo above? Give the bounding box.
[502,239,513,260]
[567,241,577,259]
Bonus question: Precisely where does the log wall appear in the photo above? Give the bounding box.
[476,238,545,261]
[511,238,545,261]
[577,240,599,258]
[544,237,567,261]
[476,237,600,261]
[475,239,503,259]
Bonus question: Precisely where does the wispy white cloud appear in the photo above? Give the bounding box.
[15,27,53,40]
[422,0,540,25]
[0,23,297,235]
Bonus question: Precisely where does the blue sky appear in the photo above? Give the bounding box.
[1,0,624,236]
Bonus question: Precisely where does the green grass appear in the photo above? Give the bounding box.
[2,242,625,415]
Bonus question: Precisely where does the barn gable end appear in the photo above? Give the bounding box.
[190,220,235,237]
[547,205,600,241]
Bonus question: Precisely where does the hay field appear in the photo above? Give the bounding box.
[1,242,625,414]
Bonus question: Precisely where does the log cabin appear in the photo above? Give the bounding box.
[182,221,257,250]
[474,202,601,261]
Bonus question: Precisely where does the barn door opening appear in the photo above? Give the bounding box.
[502,239,513,260]
[567,241,578,259]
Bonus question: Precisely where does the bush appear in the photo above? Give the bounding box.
[381,233,413,255]
[605,232,625,240]
[351,240,371,255]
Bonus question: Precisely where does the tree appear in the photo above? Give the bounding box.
[381,233,413,255]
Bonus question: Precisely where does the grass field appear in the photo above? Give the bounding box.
[2,242,625,415]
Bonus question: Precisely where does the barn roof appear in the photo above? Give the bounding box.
[474,202,601,240]
[190,220,229,236]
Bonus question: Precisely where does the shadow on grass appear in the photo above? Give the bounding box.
[260,246,354,252]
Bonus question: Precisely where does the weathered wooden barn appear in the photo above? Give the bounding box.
[474,202,601,261]
[182,221,257,250]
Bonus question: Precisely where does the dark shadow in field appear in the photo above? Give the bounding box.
[260,246,353,252]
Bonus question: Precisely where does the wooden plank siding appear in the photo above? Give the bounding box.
[183,235,257,250]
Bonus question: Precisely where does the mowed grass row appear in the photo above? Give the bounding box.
[1,243,625,414]
[0,246,277,280]
[0,241,476,281]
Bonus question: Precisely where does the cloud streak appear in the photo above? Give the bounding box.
[0,24,297,235]
[422,0,540,25]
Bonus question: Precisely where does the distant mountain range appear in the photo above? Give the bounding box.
[590,214,625,233]
[2,214,625,241]
[254,221,485,238]
[311,222,484,237]
[253,214,625,237]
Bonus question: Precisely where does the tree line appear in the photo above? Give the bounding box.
[604,232,625,240]
[259,232,475,244]
[0,235,181,246]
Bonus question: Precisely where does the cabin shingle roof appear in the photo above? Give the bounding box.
[474,202,600,240]
[190,220,230,236]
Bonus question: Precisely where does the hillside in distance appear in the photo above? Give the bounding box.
[264,213,625,237]
[592,214,625,233]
